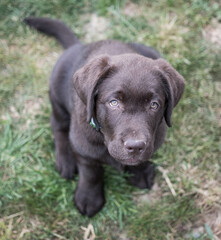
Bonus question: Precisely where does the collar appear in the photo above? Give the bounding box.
[90,117,100,131]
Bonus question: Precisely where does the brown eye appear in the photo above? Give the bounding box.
[150,101,159,110]
[109,99,119,107]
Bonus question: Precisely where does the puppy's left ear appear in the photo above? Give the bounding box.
[73,55,115,125]
[155,59,185,127]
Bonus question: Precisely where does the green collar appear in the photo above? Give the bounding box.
[90,117,100,131]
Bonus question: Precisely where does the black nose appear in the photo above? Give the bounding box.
[124,139,146,154]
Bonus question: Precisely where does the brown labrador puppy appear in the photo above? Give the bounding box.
[24,17,185,217]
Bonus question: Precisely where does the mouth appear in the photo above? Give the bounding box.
[111,152,153,166]
[117,158,142,166]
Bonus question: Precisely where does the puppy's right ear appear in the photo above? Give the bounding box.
[73,55,115,124]
[155,59,185,127]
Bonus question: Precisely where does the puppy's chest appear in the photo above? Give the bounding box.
[69,118,106,157]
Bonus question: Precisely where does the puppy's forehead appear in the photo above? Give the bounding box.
[112,54,156,69]
[108,54,162,91]
[98,55,165,103]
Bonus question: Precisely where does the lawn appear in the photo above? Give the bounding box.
[0,0,221,239]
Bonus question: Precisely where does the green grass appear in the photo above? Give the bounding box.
[0,0,221,239]
[127,195,199,240]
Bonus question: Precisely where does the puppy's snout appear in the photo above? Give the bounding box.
[124,139,146,154]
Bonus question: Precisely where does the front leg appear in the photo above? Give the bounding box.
[74,159,105,217]
[51,112,77,179]
[126,161,155,189]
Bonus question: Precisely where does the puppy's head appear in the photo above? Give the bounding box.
[73,54,185,165]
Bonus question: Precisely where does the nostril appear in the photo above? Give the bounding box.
[138,147,143,152]
[124,139,146,153]
[127,146,134,153]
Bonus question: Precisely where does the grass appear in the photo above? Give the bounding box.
[0,0,221,239]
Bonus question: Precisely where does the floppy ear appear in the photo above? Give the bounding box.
[73,55,115,126]
[155,59,185,127]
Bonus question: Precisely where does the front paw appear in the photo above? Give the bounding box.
[127,162,155,189]
[74,185,105,217]
[56,154,78,180]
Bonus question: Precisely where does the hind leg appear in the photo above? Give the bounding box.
[125,161,155,189]
[51,103,77,179]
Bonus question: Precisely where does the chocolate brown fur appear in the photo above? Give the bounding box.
[25,17,185,217]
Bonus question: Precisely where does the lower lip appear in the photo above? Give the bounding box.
[122,159,140,166]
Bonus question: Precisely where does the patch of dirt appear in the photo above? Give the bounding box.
[84,14,109,42]
[133,182,163,206]
[159,16,189,51]
[22,97,44,117]
[217,104,221,127]
[1,97,44,129]
[0,214,42,240]
[35,51,60,70]
[203,19,221,46]
[185,207,221,240]
[118,233,131,240]
[192,175,221,239]
[204,207,221,239]
[123,2,144,17]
